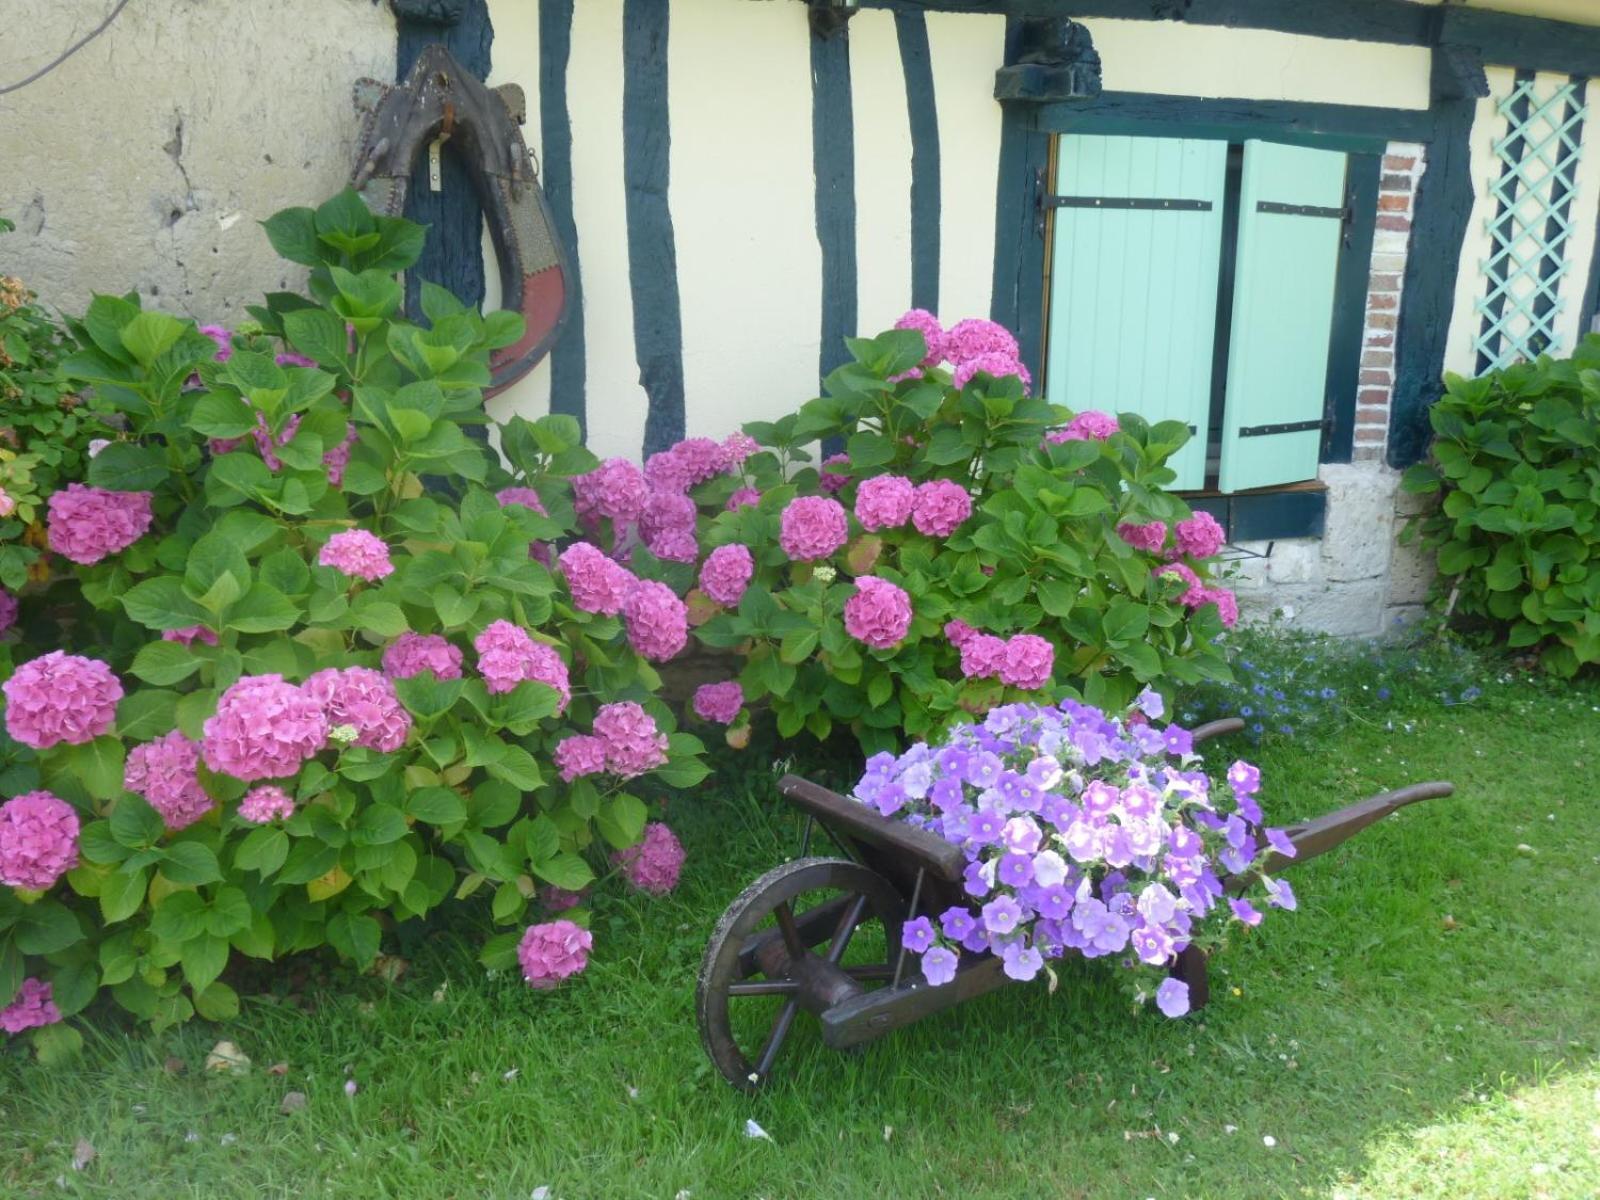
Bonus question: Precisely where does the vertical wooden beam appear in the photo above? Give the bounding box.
[539,0,586,438]
[894,11,941,314]
[812,18,859,391]
[623,0,686,457]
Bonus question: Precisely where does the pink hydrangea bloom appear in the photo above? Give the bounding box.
[1199,586,1240,628]
[125,731,213,830]
[304,667,412,753]
[622,579,688,662]
[573,458,649,524]
[497,486,548,516]
[819,453,851,494]
[843,576,913,649]
[945,619,978,648]
[692,680,744,724]
[854,474,915,531]
[613,822,685,895]
[162,625,218,647]
[1045,410,1120,444]
[779,496,848,561]
[910,480,973,538]
[1174,511,1225,560]
[0,588,16,635]
[699,543,754,607]
[894,308,945,367]
[726,487,761,512]
[542,886,584,912]
[960,634,1008,680]
[238,785,295,825]
[46,484,154,565]
[517,919,593,990]
[639,491,698,561]
[2,651,122,749]
[944,318,1019,365]
[645,437,726,493]
[198,324,232,362]
[0,978,61,1035]
[319,529,393,582]
[1000,634,1055,690]
[952,352,1031,393]
[554,734,608,782]
[201,674,328,781]
[1154,561,1207,607]
[473,620,570,710]
[558,542,635,616]
[722,432,760,466]
[0,790,79,891]
[593,701,668,778]
[1117,521,1168,554]
[382,632,464,681]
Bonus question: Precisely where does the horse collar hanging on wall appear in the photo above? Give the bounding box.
[349,44,570,395]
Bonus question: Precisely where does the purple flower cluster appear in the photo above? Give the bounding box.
[2,651,122,749]
[45,484,154,565]
[612,821,685,895]
[851,697,1295,1015]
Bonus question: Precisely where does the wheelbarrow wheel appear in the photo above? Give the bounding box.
[696,857,905,1092]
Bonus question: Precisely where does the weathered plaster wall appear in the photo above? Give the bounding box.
[0,0,395,321]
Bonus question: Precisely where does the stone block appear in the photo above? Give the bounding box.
[1319,463,1400,582]
[1238,579,1389,637]
[1265,539,1322,585]
[1387,536,1436,605]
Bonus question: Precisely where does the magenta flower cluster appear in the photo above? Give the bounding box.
[613,821,685,895]
[559,542,636,616]
[592,701,668,778]
[382,632,464,681]
[201,674,328,782]
[1154,564,1240,630]
[779,496,849,561]
[45,484,154,565]
[0,978,61,1034]
[239,785,296,825]
[853,697,1296,1014]
[319,529,394,582]
[843,576,913,649]
[947,624,1056,690]
[699,543,754,607]
[853,474,915,531]
[910,480,973,538]
[125,731,213,830]
[1117,520,1168,554]
[621,579,689,662]
[517,919,593,990]
[1045,410,1120,444]
[1174,511,1225,560]
[692,680,744,724]
[473,621,571,711]
[163,625,218,647]
[554,734,609,782]
[891,311,1031,393]
[304,667,413,752]
[0,790,80,891]
[2,651,122,750]
[573,457,649,525]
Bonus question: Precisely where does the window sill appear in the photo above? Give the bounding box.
[1179,480,1328,541]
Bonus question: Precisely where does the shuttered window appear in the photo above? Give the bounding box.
[1045,133,1366,497]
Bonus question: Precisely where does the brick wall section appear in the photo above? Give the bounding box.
[1353,141,1426,461]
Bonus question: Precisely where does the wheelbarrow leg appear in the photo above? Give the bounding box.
[1169,943,1210,1011]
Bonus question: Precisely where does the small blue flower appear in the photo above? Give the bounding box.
[1251,722,1265,734]
[1240,706,1254,717]
[1377,687,1391,700]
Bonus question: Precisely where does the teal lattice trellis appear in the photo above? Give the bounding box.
[1474,76,1588,373]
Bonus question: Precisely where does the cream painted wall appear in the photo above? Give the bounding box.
[0,0,395,320]
[1081,19,1432,110]
[926,11,1006,325]
[850,8,917,337]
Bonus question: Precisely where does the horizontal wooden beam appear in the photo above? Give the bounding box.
[1439,7,1600,77]
[1032,92,1434,151]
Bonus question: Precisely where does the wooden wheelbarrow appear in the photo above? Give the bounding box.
[695,718,1453,1091]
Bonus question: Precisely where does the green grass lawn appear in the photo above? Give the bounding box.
[3,672,1597,1199]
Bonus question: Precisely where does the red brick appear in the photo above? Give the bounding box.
[1380,173,1413,191]
[1376,214,1412,232]
[1355,429,1387,444]
[1365,332,1396,348]
[1378,194,1412,213]
[1367,294,1399,312]
[1358,386,1388,404]
[1383,154,1417,172]
[1366,312,1397,332]
[1359,368,1391,385]
[1362,349,1394,367]
[1368,273,1402,291]
[1353,445,1384,462]
[1357,406,1389,421]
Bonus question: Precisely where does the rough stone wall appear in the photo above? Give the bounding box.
[0,0,396,321]
[1231,140,1436,637]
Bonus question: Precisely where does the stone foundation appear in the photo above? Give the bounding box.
[1228,462,1436,637]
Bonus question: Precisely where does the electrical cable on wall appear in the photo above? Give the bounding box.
[0,0,134,98]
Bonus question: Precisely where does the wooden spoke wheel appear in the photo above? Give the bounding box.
[696,857,906,1092]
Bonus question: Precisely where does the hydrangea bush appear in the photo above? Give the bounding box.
[679,314,1234,753]
[0,193,705,1052]
[853,693,1296,1015]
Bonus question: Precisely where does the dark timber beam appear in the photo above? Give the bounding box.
[1438,7,1600,77]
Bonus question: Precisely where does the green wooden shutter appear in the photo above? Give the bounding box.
[1218,141,1348,494]
[1045,135,1227,491]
